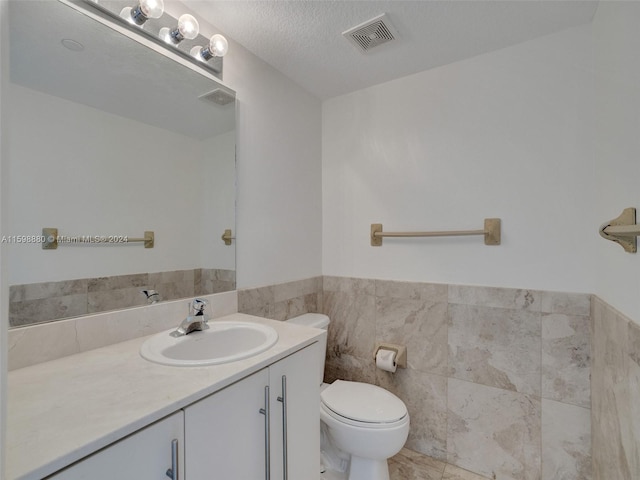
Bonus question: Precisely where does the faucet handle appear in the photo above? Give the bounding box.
[190,298,209,316]
[141,289,160,304]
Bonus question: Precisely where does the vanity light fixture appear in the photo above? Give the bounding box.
[191,33,229,61]
[120,0,165,26]
[159,14,199,44]
[81,0,224,78]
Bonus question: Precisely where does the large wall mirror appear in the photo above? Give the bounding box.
[5,0,237,327]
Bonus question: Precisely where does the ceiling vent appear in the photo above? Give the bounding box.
[199,88,235,106]
[343,13,398,52]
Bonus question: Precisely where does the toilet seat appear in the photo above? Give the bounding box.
[320,380,408,427]
[321,402,409,430]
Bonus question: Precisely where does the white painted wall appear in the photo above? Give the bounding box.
[6,83,234,284]
[183,7,323,289]
[0,1,7,475]
[200,130,236,270]
[593,2,640,323]
[323,24,596,294]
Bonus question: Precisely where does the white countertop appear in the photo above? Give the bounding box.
[7,313,324,480]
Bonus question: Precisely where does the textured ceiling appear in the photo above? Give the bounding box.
[185,0,599,99]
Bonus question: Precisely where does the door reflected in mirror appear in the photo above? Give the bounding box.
[5,0,236,327]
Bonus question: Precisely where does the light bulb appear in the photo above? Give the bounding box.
[139,0,164,19]
[159,26,171,43]
[178,14,199,40]
[190,34,228,62]
[209,34,228,57]
[190,45,205,61]
[160,14,199,44]
[122,0,164,26]
[119,6,135,24]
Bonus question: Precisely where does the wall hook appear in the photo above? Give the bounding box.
[599,207,638,253]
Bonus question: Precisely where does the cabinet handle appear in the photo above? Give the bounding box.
[259,385,271,480]
[165,438,179,480]
[277,375,288,480]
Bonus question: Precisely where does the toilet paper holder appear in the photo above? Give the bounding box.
[373,342,407,369]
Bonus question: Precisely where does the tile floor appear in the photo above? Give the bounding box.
[389,449,492,480]
[321,448,492,480]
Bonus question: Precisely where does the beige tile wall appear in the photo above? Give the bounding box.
[322,276,592,480]
[8,290,238,370]
[236,275,593,480]
[237,277,323,321]
[9,268,235,327]
[591,297,640,480]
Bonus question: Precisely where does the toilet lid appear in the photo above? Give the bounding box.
[320,380,407,424]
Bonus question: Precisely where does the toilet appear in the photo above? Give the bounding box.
[287,313,410,480]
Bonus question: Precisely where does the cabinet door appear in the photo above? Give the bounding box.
[48,411,184,480]
[269,342,321,480]
[185,368,270,480]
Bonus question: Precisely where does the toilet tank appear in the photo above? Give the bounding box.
[286,313,329,386]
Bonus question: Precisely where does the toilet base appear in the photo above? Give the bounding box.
[320,468,347,480]
[348,455,390,480]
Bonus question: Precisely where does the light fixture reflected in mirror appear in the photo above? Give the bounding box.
[159,14,199,44]
[120,0,165,26]
[191,34,229,61]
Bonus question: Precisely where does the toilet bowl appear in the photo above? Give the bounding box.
[320,379,410,480]
[286,314,410,480]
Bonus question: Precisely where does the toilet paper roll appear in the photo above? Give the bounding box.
[376,348,397,373]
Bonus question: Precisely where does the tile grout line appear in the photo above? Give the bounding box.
[539,307,544,479]
[445,285,450,478]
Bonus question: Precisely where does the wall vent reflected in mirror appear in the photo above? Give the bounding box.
[5,0,237,327]
[199,88,236,106]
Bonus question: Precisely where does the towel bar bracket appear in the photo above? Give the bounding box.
[221,229,235,246]
[484,218,501,245]
[371,224,383,246]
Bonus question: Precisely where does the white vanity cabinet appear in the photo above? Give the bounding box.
[8,313,325,480]
[184,342,321,480]
[268,342,321,480]
[47,411,185,480]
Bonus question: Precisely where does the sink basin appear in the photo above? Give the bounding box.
[140,321,278,367]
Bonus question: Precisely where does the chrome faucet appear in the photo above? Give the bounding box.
[141,289,161,304]
[172,298,210,337]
